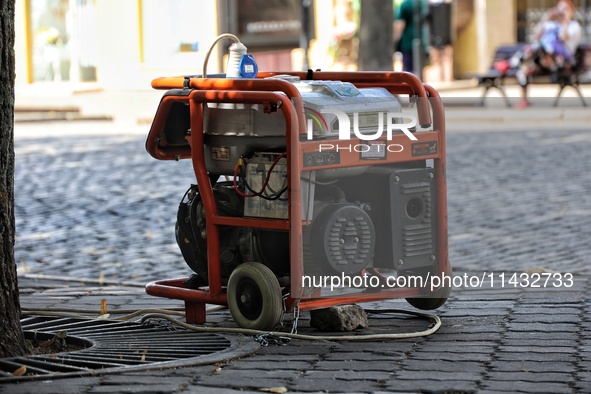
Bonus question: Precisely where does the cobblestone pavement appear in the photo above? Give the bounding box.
[13,116,591,280]
[6,104,591,392]
[6,275,591,393]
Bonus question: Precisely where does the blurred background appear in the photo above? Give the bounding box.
[12,0,591,91]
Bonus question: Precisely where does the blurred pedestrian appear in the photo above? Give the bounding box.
[394,0,428,73]
[514,0,582,108]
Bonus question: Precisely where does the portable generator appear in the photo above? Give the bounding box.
[145,68,451,330]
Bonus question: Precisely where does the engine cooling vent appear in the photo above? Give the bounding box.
[390,170,438,270]
[310,203,375,275]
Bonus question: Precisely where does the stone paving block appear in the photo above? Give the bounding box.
[493,352,576,362]
[500,339,577,347]
[302,370,393,381]
[518,299,584,305]
[505,322,578,332]
[488,360,574,373]
[221,360,312,371]
[440,308,512,317]
[575,361,591,372]
[407,351,491,362]
[415,340,495,349]
[394,370,483,381]
[326,341,416,354]
[0,377,102,394]
[311,360,401,372]
[511,306,581,315]
[579,351,591,362]
[444,299,516,307]
[98,374,193,386]
[184,387,263,394]
[437,324,506,335]
[413,342,495,354]
[126,365,215,378]
[382,378,479,393]
[287,377,381,393]
[480,380,572,393]
[400,360,487,373]
[202,368,302,380]
[575,382,591,393]
[502,331,578,341]
[320,351,404,362]
[509,314,581,324]
[426,332,503,342]
[246,354,322,362]
[497,345,577,354]
[256,343,337,356]
[485,371,575,383]
[196,376,292,391]
[578,330,591,340]
[88,384,178,394]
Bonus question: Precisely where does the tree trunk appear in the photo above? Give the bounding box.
[0,0,25,358]
[357,0,394,71]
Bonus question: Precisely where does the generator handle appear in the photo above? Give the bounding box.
[151,76,308,135]
[152,72,431,129]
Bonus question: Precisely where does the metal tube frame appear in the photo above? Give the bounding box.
[145,71,449,324]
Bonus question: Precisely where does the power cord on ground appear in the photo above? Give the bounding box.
[137,309,441,342]
[22,307,441,342]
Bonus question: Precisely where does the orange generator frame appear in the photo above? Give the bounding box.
[145,71,451,329]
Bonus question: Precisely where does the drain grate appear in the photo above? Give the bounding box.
[0,316,259,383]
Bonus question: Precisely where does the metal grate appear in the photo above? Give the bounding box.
[0,316,259,383]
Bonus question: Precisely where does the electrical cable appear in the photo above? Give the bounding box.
[138,309,441,341]
[22,306,442,341]
[21,306,228,321]
[233,153,287,198]
[202,33,241,78]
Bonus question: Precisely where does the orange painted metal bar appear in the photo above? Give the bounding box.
[296,289,420,311]
[298,131,441,171]
[184,301,206,325]
[145,278,227,303]
[151,77,308,137]
[145,94,192,160]
[212,216,289,230]
[188,97,223,297]
[424,84,451,276]
[151,71,430,131]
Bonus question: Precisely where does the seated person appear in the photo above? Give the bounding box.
[514,0,582,108]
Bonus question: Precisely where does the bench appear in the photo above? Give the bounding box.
[477,43,591,107]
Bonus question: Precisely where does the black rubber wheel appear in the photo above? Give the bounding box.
[405,291,449,310]
[227,262,282,330]
[404,266,452,310]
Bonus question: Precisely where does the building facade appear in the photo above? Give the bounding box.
[13,0,591,89]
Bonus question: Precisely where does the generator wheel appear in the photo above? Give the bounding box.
[405,267,451,310]
[227,262,282,330]
[405,293,449,310]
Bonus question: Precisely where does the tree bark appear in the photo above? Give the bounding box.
[357,0,394,71]
[0,0,25,358]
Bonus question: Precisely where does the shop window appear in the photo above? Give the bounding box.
[29,0,97,82]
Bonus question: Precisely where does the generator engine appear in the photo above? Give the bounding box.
[175,172,378,285]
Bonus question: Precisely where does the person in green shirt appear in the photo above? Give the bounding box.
[394,0,428,73]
